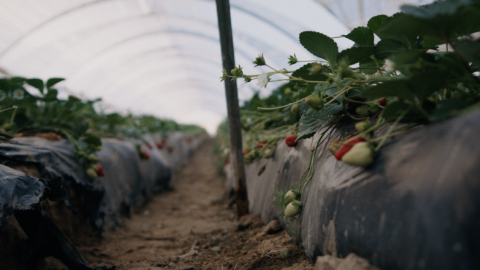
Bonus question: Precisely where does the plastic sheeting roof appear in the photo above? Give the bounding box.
[0,0,431,133]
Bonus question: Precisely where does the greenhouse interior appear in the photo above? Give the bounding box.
[0,0,479,269]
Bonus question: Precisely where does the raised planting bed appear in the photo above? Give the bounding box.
[0,131,207,270]
[228,108,480,270]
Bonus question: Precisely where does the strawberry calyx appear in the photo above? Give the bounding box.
[328,139,341,155]
[334,137,367,160]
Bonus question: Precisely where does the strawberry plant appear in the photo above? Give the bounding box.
[222,0,480,236]
[0,76,206,177]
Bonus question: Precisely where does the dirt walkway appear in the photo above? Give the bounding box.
[76,139,313,270]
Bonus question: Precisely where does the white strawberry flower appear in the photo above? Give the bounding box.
[13,89,24,100]
[384,59,396,73]
[256,72,269,88]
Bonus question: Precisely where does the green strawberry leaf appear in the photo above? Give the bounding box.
[359,58,384,75]
[374,38,407,59]
[291,63,329,82]
[367,15,389,40]
[362,79,416,102]
[407,71,448,102]
[379,14,441,40]
[43,89,58,101]
[338,46,374,65]
[81,133,102,148]
[382,100,410,119]
[297,102,329,140]
[26,78,44,94]
[454,39,480,69]
[299,31,338,67]
[46,78,65,89]
[343,27,374,46]
[429,99,469,121]
[320,103,343,116]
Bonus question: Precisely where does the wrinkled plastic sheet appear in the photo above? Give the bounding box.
[0,132,206,231]
[0,165,47,229]
[241,109,480,270]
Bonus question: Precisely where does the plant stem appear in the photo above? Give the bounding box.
[9,106,18,125]
[375,107,411,151]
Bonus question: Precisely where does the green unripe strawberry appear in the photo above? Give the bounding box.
[356,105,370,116]
[96,146,102,151]
[284,190,300,205]
[355,121,370,132]
[2,123,12,131]
[341,142,374,167]
[263,149,274,158]
[285,200,302,217]
[305,96,322,110]
[291,103,300,114]
[86,168,98,178]
[76,150,85,157]
[369,105,380,114]
[87,154,100,163]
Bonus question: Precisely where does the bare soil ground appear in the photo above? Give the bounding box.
[74,139,314,270]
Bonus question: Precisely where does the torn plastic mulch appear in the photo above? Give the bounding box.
[239,109,480,270]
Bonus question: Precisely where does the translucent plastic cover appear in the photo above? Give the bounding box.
[0,0,430,133]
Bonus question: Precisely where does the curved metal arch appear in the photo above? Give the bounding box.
[92,45,222,74]
[0,0,114,58]
[131,92,227,115]
[77,59,223,97]
[97,71,224,100]
[200,0,298,42]
[62,29,254,83]
[123,89,226,112]
[73,48,223,87]
[0,0,303,59]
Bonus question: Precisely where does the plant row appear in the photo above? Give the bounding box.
[0,76,205,178]
[218,0,480,235]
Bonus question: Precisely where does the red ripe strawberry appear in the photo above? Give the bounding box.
[347,97,366,108]
[285,135,297,147]
[187,136,193,143]
[156,141,163,149]
[334,137,366,160]
[243,150,249,155]
[379,98,387,106]
[167,145,174,153]
[146,142,153,149]
[224,158,229,165]
[256,141,267,149]
[162,138,167,144]
[95,164,105,177]
[141,149,150,160]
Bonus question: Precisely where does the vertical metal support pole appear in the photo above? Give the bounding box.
[216,0,249,218]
